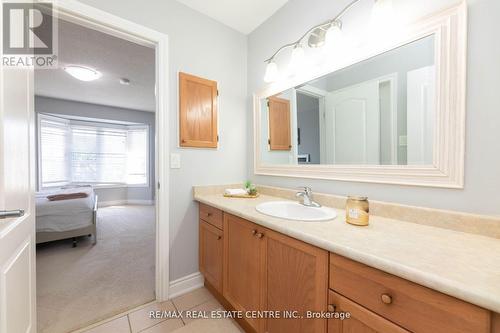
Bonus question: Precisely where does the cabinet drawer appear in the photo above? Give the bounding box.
[328,290,409,333]
[329,253,490,333]
[199,203,223,229]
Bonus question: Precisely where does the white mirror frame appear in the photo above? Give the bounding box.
[253,2,467,188]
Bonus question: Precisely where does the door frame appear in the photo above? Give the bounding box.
[43,0,171,301]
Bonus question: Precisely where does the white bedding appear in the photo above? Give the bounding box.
[36,186,95,233]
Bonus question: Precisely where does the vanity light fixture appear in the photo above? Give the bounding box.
[288,44,306,73]
[263,0,392,82]
[63,65,102,82]
[264,60,279,83]
[372,0,394,26]
[325,21,343,46]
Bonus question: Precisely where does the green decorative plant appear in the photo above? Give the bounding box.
[244,180,257,196]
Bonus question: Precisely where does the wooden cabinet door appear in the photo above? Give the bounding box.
[264,229,328,333]
[179,72,218,148]
[328,291,409,333]
[268,96,291,150]
[199,220,223,293]
[223,213,266,332]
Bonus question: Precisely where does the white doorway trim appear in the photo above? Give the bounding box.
[47,0,170,301]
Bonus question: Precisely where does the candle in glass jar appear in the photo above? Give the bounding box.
[346,196,369,226]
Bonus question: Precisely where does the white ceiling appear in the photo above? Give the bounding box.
[176,0,289,34]
[35,19,156,112]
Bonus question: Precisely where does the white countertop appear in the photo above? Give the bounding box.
[194,192,500,313]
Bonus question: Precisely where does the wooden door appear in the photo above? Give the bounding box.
[199,220,223,293]
[268,96,291,150]
[0,67,37,333]
[179,72,218,148]
[223,213,265,332]
[264,229,328,333]
[328,291,409,333]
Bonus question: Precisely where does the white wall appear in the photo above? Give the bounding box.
[77,0,247,280]
[248,0,500,215]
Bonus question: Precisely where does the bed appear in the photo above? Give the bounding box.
[36,186,98,247]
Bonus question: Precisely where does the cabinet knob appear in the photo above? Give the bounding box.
[181,139,186,143]
[252,229,257,235]
[206,212,212,217]
[327,304,336,312]
[381,293,393,304]
[255,232,264,239]
[217,235,222,240]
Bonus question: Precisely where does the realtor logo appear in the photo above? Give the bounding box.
[2,1,58,68]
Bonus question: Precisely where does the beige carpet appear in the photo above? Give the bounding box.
[36,205,156,333]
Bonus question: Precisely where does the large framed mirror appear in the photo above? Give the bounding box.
[253,3,466,188]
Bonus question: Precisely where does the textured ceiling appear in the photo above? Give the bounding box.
[35,19,155,112]
[176,0,289,34]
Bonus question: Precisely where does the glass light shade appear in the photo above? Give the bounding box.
[371,0,394,26]
[64,65,102,82]
[325,23,342,46]
[289,45,305,73]
[264,61,278,83]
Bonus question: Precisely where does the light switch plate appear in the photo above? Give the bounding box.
[170,153,181,169]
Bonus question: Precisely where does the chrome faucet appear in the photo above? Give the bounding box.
[296,187,321,207]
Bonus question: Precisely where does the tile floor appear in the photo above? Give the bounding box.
[79,287,244,333]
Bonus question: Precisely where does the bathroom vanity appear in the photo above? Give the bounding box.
[195,186,500,333]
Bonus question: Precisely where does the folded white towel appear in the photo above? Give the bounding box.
[224,188,248,196]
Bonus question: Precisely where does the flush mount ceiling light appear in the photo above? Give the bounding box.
[63,65,102,82]
[263,0,394,83]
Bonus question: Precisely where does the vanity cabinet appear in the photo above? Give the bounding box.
[198,203,498,333]
[329,253,491,333]
[199,220,223,293]
[223,213,266,332]
[328,290,409,333]
[199,204,223,293]
[265,228,328,333]
[222,212,328,333]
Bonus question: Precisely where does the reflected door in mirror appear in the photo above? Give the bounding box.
[268,96,292,151]
[324,80,381,165]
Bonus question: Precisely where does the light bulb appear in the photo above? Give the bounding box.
[371,0,394,27]
[264,61,278,83]
[325,22,342,47]
[288,45,305,73]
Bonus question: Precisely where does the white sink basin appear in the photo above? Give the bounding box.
[255,201,337,222]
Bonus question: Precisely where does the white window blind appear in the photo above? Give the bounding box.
[39,116,70,187]
[39,115,149,188]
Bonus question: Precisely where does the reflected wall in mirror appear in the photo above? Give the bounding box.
[261,35,436,166]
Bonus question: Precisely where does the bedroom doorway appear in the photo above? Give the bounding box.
[32,3,169,333]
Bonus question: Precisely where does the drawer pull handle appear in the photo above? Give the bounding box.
[381,293,393,304]
[327,304,336,312]
[255,232,264,239]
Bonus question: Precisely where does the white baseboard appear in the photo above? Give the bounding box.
[168,272,204,299]
[99,200,127,207]
[128,199,154,205]
[99,199,154,207]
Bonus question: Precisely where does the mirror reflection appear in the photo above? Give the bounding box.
[260,35,436,166]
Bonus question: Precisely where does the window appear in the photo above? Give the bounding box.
[39,114,149,188]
